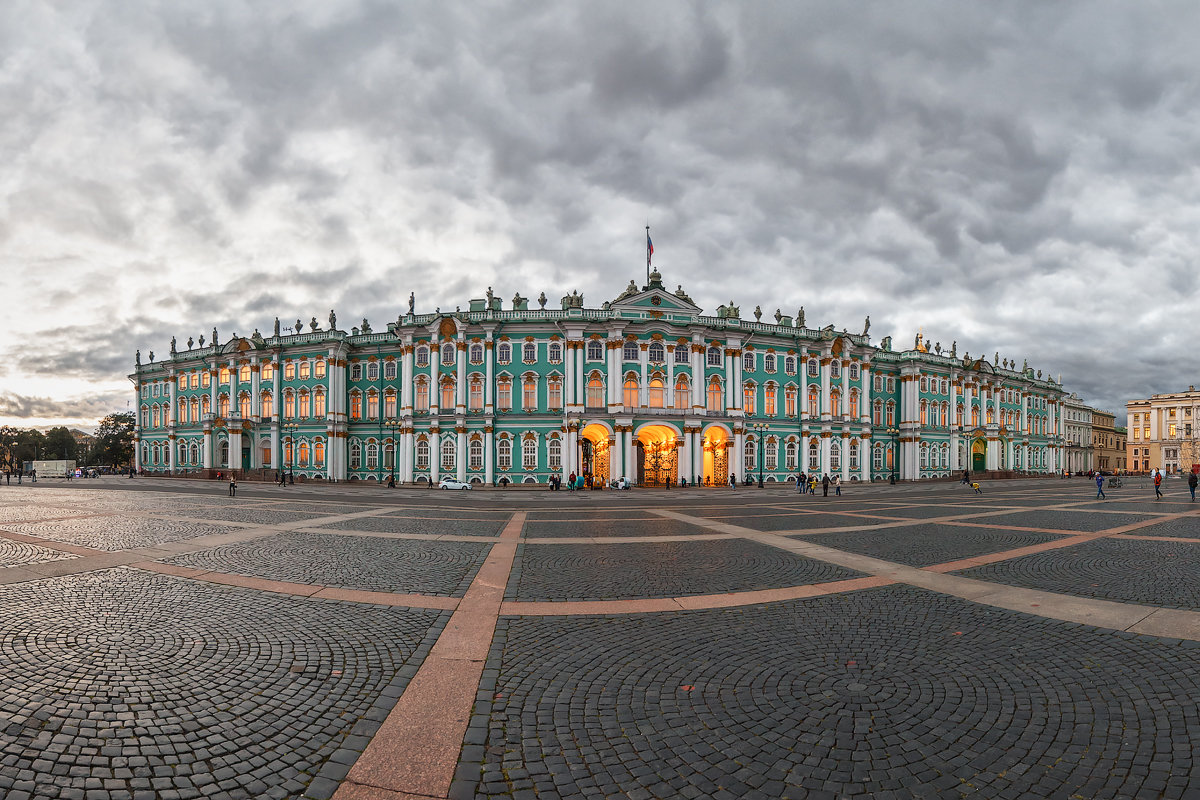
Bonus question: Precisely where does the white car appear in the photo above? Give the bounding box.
[438,478,473,490]
[611,476,630,490]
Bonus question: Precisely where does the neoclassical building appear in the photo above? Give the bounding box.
[130,271,1072,485]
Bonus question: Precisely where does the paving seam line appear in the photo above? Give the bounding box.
[653,508,1200,642]
[334,510,525,800]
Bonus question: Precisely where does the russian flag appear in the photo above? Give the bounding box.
[646,233,654,265]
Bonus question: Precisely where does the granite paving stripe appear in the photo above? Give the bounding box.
[162,532,494,597]
[522,518,716,538]
[804,524,1070,568]
[505,539,865,601]
[337,512,526,800]
[314,515,506,537]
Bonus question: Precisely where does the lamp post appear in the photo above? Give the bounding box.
[886,426,900,484]
[751,422,769,488]
[385,417,399,486]
[282,421,299,482]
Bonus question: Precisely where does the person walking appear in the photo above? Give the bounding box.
[1154,469,1163,499]
[833,474,842,496]
[1095,472,1106,500]
[961,470,969,485]
[1189,471,1197,502]
[971,480,983,494]
[228,475,237,497]
[821,473,830,497]
[729,472,736,489]
[796,472,804,494]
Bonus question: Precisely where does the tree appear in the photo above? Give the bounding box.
[44,426,77,462]
[0,425,20,473]
[90,412,135,467]
[13,429,45,467]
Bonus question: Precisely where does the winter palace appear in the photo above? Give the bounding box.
[130,270,1072,485]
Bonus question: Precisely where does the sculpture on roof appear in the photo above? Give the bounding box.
[538,291,547,309]
[135,349,141,365]
[361,318,371,334]
[187,337,194,350]
[409,292,415,314]
[796,307,805,328]
[329,310,337,331]
[754,305,762,321]
[774,308,783,324]
[310,317,318,332]
[674,285,694,304]
[198,335,205,348]
[863,316,870,336]
[212,328,218,346]
[170,336,177,355]
[273,318,280,337]
[616,279,639,301]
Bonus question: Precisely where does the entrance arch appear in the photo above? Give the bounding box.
[971,439,986,472]
[701,425,731,486]
[635,424,680,487]
[579,423,612,483]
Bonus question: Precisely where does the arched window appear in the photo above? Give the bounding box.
[785,385,797,417]
[785,441,797,470]
[623,377,639,408]
[299,390,311,418]
[218,395,230,417]
[873,399,883,425]
[623,341,639,361]
[745,439,756,472]
[587,340,604,361]
[497,378,512,411]
[764,353,776,373]
[785,356,796,374]
[219,366,231,384]
[548,342,562,363]
[442,343,456,365]
[299,360,311,380]
[523,342,536,363]
[415,379,430,412]
[382,390,394,418]
[764,384,777,417]
[972,406,980,427]
[219,440,229,467]
[522,437,538,470]
[384,361,397,380]
[259,393,271,419]
[873,375,882,392]
[548,438,562,470]
[469,377,484,411]
[830,389,841,416]
[496,342,511,364]
[849,389,859,418]
[415,440,429,470]
[648,378,665,408]
[523,376,537,409]
[178,398,187,424]
[315,359,327,379]
[765,439,777,470]
[239,364,251,383]
[808,439,820,470]
[743,382,756,414]
[366,361,379,381]
[548,377,563,410]
[586,376,604,409]
[648,341,664,363]
[240,393,251,418]
[349,363,360,381]
[849,363,859,380]
[190,442,200,465]
[849,440,860,470]
[742,352,755,372]
[298,441,310,466]
[441,439,455,471]
[873,444,884,471]
[808,386,820,418]
[201,395,210,415]
[919,443,929,470]
[920,400,928,425]
[674,376,690,410]
[367,392,379,419]
[314,439,325,467]
[383,441,395,470]
[707,347,722,366]
[707,377,723,411]
[807,359,819,377]
[366,442,378,470]
[415,346,430,368]
[920,376,928,393]
[830,361,841,379]
[956,403,964,427]
[349,391,361,420]
[830,441,841,470]
[441,379,455,410]
[469,343,484,364]
[496,438,512,470]
[886,401,896,426]
[469,439,484,469]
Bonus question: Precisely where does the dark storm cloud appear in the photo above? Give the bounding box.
[5,0,1200,427]
[0,391,128,421]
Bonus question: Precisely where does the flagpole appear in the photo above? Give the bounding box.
[645,225,650,286]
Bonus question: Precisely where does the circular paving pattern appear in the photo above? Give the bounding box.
[471,587,1200,799]
[164,531,494,596]
[0,569,446,800]
[2,515,239,551]
[0,538,75,568]
[504,540,865,601]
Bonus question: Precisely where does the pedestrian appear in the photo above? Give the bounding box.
[568,471,576,491]
[1154,469,1163,499]
[1095,472,1106,500]
[961,470,969,485]
[387,474,395,489]
[228,475,237,497]
[833,474,842,496]
[796,472,804,493]
[822,473,830,497]
[729,472,736,489]
[971,481,982,494]
[810,475,818,494]
[1189,471,1197,502]
[288,470,295,485]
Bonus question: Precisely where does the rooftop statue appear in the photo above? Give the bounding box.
[796,307,805,328]
[361,318,372,334]
[273,318,280,337]
[170,336,177,355]
[329,310,337,330]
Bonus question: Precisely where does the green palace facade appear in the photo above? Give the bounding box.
[129,270,1070,485]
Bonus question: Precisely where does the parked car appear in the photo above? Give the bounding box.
[611,476,630,490]
[438,478,473,490]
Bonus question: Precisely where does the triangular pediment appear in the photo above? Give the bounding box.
[609,286,700,314]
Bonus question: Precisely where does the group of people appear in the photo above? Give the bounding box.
[790,472,841,496]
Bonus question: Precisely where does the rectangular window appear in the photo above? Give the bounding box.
[498,382,512,411]
[548,380,563,410]
[315,360,326,379]
[523,379,537,410]
[201,372,211,388]
[299,360,310,380]
[469,381,483,411]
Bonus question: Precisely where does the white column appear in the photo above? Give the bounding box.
[666,349,675,410]
[840,360,849,420]
[230,430,243,470]
[682,429,692,484]
[456,341,466,413]
[623,428,635,481]
[251,360,261,417]
[860,364,871,424]
[430,427,440,484]
[484,339,494,412]
[202,429,212,469]
[168,435,177,473]
[964,383,974,427]
[638,345,648,407]
[229,361,239,417]
[820,359,831,419]
[691,344,704,411]
[484,429,494,485]
[609,342,622,409]
[270,425,279,475]
[402,430,414,483]
[734,429,745,481]
[565,344,576,410]
[840,434,851,482]
[821,435,832,476]
[733,350,744,415]
[402,346,414,413]
[724,351,735,411]
[859,437,870,482]
[802,431,811,474]
[209,367,218,417]
[457,429,467,482]
[564,429,575,481]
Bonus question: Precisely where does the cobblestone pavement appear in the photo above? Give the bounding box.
[2,477,1200,799]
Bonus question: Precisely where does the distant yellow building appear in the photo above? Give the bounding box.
[1126,386,1200,474]
[1091,410,1125,473]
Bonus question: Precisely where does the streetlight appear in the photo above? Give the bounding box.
[750,422,769,488]
[282,421,299,483]
[886,426,900,484]
[384,417,400,486]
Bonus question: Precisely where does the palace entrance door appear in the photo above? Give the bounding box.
[701,427,730,486]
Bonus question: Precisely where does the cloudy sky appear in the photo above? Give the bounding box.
[3,1,1198,430]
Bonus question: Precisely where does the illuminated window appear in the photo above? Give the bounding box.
[218,395,230,417]
[314,440,325,466]
[586,376,604,410]
[415,379,429,412]
[675,376,690,411]
[219,367,231,384]
[623,377,639,408]
[707,377,723,411]
[765,384,777,416]
[201,395,210,415]
[315,360,326,379]
[239,393,251,418]
[808,387,819,418]
[384,391,396,418]
[648,378,665,408]
[523,376,537,409]
[299,390,311,418]
[497,379,512,411]
[441,379,455,410]
[349,392,361,420]
[285,362,296,380]
[298,441,310,466]
[299,360,310,380]
[469,378,483,411]
[367,392,379,419]
[178,375,187,391]
[201,371,211,388]
[548,378,563,410]
[285,392,296,418]
[743,383,757,414]
[261,363,274,382]
[260,392,272,418]
[785,386,797,417]
[190,373,200,389]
